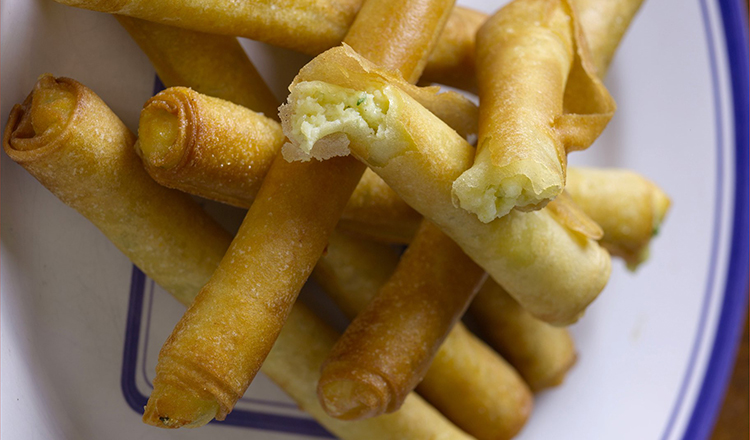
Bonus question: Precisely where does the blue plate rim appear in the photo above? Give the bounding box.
[682,0,749,439]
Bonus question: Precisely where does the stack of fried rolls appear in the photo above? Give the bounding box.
[141,0,462,428]
[3,0,672,438]
[3,74,480,440]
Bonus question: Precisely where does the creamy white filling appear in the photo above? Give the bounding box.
[282,81,392,162]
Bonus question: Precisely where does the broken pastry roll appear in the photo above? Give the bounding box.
[2,75,230,307]
[281,45,611,325]
[566,167,671,269]
[315,232,533,440]
[451,0,616,223]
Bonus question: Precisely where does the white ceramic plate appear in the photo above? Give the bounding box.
[1,1,747,439]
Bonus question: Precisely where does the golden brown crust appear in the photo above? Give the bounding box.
[145,0,474,427]
[136,87,284,206]
[470,280,578,391]
[318,222,487,419]
[314,232,533,440]
[344,0,454,83]
[573,0,646,76]
[2,76,472,439]
[417,324,533,440]
[117,17,280,118]
[265,304,475,440]
[58,0,363,55]
[144,154,365,426]
[421,6,487,91]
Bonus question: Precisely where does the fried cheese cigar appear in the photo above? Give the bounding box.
[421,6,486,91]
[451,0,616,223]
[422,0,645,91]
[315,232,532,439]
[2,75,230,307]
[0,76,473,439]
[574,0,646,75]
[143,0,458,427]
[566,167,671,269]
[281,46,611,325]
[116,17,280,118]
[469,281,577,392]
[57,0,362,56]
[266,304,475,440]
[136,87,284,205]
[319,222,487,419]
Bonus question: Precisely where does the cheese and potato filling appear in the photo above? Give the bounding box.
[281,81,397,164]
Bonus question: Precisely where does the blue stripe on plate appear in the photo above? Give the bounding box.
[683,0,750,439]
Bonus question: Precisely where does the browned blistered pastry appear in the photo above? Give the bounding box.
[281,45,611,325]
[315,232,533,440]
[451,0,616,223]
[2,75,230,307]
[266,303,475,440]
[318,222,487,420]
[142,0,457,428]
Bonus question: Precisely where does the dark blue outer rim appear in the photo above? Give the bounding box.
[684,0,749,439]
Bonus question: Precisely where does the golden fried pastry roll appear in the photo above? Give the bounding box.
[315,232,532,439]
[265,304,475,440]
[342,0,453,84]
[566,167,671,269]
[144,0,458,427]
[318,222,487,419]
[56,0,362,56]
[281,46,611,325]
[574,0,646,75]
[116,17,280,118]
[451,0,616,222]
[470,280,577,391]
[421,6,486,91]
[2,75,229,307]
[143,154,363,427]
[136,87,284,206]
